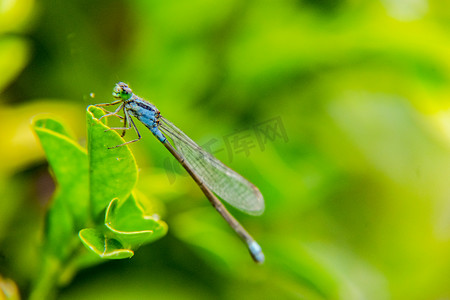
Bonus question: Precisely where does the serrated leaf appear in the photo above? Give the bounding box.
[87,106,138,218]
[105,196,168,248]
[79,228,134,259]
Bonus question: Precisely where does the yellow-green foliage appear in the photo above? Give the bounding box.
[0,1,449,299]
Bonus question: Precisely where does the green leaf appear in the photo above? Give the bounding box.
[78,195,167,260]
[32,117,89,258]
[79,228,134,259]
[87,106,138,219]
[104,195,168,248]
[79,106,167,260]
[33,117,74,139]
[31,107,167,295]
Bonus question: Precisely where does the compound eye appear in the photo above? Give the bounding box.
[113,82,133,100]
[124,87,132,95]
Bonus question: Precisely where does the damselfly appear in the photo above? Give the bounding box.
[94,82,265,263]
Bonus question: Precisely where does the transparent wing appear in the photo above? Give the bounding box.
[159,117,264,215]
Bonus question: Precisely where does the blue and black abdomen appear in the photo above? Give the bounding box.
[127,98,166,142]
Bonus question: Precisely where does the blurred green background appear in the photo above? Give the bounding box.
[1,0,450,299]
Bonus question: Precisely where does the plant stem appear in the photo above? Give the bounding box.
[29,255,61,300]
